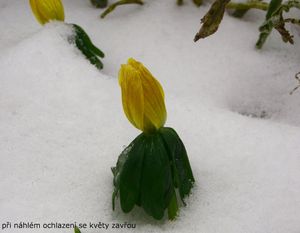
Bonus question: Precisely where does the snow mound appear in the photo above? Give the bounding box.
[1,1,300,233]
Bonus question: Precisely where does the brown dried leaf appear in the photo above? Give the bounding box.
[194,0,230,42]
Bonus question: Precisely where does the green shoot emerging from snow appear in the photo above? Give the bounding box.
[256,0,300,48]
[100,0,144,18]
[193,0,300,48]
[92,0,300,48]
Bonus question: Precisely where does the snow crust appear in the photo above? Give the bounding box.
[1,0,300,233]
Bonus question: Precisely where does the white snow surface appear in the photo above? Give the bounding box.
[1,0,300,233]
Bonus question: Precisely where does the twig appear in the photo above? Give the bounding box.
[290,72,300,95]
[284,18,300,25]
[100,0,144,18]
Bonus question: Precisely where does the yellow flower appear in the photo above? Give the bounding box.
[29,0,65,25]
[119,58,167,133]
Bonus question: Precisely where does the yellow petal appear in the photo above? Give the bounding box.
[30,0,45,24]
[119,58,167,133]
[119,65,145,131]
[29,0,65,25]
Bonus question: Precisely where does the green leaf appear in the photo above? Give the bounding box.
[117,134,146,213]
[168,190,179,220]
[194,0,230,41]
[256,0,282,48]
[73,24,105,58]
[112,138,132,210]
[140,134,173,220]
[112,134,142,210]
[266,0,283,19]
[74,226,81,233]
[112,130,194,220]
[75,40,104,70]
[159,127,195,204]
[71,24,105,70]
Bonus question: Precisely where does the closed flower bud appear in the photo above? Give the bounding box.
[119,58,167,133]
[29,0,65,25]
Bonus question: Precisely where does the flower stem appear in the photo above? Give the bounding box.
[100,0,144,18]
[226,1,269,18]
[226,1,269,11]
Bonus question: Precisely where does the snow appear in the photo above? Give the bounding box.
[1,0,300,232]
